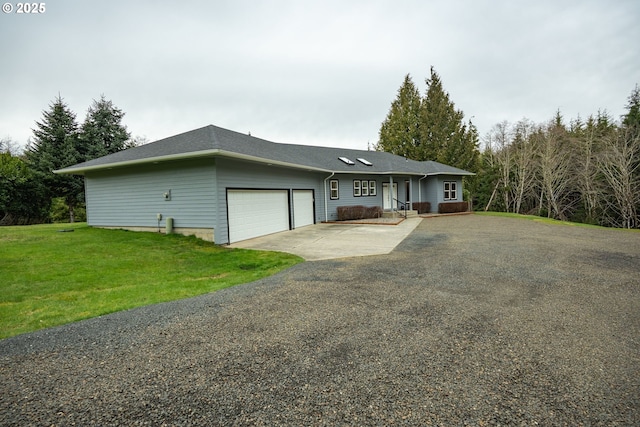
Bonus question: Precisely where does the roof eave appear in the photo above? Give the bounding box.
[427,171,476,176]
[54,149,224,175]
[220,151,330,173]
[335,169,476,176]
[54,147,475,177]
[334,170,431,176]
[54,149,333,175]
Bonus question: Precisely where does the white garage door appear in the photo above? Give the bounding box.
[227,190,289,243]
[293,190,314,228]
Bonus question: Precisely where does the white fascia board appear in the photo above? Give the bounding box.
[219,150,330,172]
[54,148,474,176]
[334,170,433,176]
[426,171,476,176]
[54,150,223,174]
[54,149,331,175]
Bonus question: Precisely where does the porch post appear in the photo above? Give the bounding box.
[389,175,394,211]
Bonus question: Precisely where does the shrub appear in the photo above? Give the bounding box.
[337,205,383,221]
[366,206,383,218]
[50,197,87,223]
[412,202,431,214]
[438,201,469,214]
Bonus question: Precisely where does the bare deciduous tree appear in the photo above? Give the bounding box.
[510,119,538,214]
[477,85,640,229]
[573,114,613,224]
[0,136,21,155]
[536,119,576,220]
[489,121,513,212]
[597,129,640,228]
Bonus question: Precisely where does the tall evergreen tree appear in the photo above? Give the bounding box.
[418,67,479,171]
[377,74,421,158]
[25,95,82,222]
[79,95,131,160]
[377,67,480,172]
[0,151,48,224]
[622,84,640,133]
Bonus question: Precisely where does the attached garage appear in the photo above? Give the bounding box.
[292,190,314,228]
[227,189,290,243]
[55,124,474,245]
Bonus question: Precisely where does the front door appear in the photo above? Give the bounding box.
[382,183,398,210]
[405,181,411,205]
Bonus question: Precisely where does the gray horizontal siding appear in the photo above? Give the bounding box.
[326,175,417,220]
[82,152,468,245]
[326,175,382,221]
[436,175,463,204]
[418,175,463,212]
[85,159,216,229]
[214,158,326,244]
[423,179,439,213]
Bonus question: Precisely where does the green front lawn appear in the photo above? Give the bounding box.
[0,224,302,339]
[475,211,608,229]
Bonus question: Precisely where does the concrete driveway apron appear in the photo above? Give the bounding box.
[228,217,422,260]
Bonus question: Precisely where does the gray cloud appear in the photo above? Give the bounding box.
[1,0,639,151]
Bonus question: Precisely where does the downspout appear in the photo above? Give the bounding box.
[418,174,428,203]
[83,176,90,225]
[323,172,335,222]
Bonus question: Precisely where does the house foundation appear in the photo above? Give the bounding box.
[96,226,215,242]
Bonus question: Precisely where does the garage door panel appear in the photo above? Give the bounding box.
[227,190,289,243]
[293,190,314,228]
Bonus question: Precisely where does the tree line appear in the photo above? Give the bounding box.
[3,75,638,229]
[378,68,640,229]
[479,104,639,229]
[0,95,141,225]
[376,67,479,173]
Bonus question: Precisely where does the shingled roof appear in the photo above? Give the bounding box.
[55,124,474,176]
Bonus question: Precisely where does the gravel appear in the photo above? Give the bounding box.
[1,215,639,426]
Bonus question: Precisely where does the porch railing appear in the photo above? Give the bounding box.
[393,198,408,219]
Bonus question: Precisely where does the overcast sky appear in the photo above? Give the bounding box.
[1,0,639,151]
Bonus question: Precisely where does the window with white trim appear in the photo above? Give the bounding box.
[330,179,339,199]
[369,180,377,196]
[353,180,361,197]
[444,181,457,200]
[361,180,369,196]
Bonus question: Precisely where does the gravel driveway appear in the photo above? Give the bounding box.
[1,215,639,426]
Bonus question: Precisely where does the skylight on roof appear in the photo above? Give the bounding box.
[357,158,372,166]
[339,156,355,165]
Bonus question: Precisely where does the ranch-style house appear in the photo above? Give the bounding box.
[56,124,474,243]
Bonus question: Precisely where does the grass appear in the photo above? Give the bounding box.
[0,223,303,339]
[475,211,639,231]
